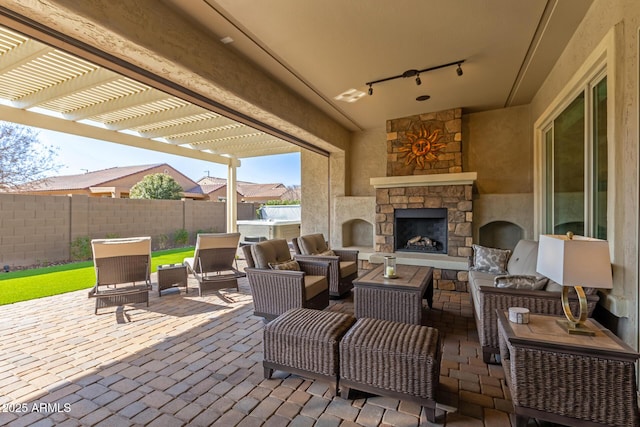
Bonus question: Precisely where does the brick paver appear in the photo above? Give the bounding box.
[0,261,554,426]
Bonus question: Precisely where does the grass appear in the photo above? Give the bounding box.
[0,247,195,306]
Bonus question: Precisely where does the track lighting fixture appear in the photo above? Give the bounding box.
[365,59,465,96]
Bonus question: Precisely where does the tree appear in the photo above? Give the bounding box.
[0,122,59,190]
[129,173,184,200]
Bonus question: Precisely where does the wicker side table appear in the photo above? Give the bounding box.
[339,317,441,423]
[498,311,640,427]
[263,308,356,396]
[157,263,188,296]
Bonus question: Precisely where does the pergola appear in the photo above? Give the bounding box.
[0,24,304,231]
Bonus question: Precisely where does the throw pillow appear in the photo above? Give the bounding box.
[268,260,301,271]
[470,244,511,274]
[494,275,546,290]
[319,249,336,256]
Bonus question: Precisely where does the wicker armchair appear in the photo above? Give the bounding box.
[88,237,152,314]
[291,234,358,298]
[242,239,330,322]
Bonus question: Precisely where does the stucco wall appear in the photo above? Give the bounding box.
[530,0,640,346]
[463,105,532,194]
[0,193,258,267]
[300,150,329,237]
[350,127,386,197]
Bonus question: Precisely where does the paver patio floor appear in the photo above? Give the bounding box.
[0,263,553,426]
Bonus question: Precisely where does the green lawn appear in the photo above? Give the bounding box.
[0,247,195,306]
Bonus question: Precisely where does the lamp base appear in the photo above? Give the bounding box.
[556,319,596,336]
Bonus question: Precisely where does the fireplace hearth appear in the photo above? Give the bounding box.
[394,208,448,254]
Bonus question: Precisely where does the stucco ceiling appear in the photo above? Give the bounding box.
[163,0,593,131]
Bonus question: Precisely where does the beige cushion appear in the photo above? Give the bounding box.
[269,260,301,271]
[506,240,539,275]
[320,249,336,256]
[339,261,358,278]
[468,270,496,289]
[250,239,292,269]
[304,275,327,299]
[299,234,328,255]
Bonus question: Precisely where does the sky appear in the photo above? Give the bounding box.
[37,128,301,186]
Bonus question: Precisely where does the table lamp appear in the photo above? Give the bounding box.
[536,233,613,335]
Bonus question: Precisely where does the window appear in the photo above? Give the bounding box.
[534,28,614,241]
[541,75,607,238]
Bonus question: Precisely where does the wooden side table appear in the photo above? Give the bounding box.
[157,263,188,296]
[497,311,640,427]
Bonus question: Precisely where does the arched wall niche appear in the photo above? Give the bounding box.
[479,221,524,251]
[341,219,373,248]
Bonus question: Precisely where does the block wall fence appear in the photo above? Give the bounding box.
[0,194,259,268]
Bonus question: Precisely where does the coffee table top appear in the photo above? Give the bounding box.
[354,264,433,291]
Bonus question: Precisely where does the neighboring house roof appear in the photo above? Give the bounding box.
[192,177,289,200]
[17,163,197,192]
[238,183,287,199]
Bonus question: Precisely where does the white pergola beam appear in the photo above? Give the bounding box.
[105,104,210,131]
[136,114,237,138]
[0,38,52,74]
[0,104,240,166]
[62,88,169,120]
[12,68,117,108]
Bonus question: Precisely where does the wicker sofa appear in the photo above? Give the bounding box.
[468,239,600,363]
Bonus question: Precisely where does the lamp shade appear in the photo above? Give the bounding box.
[536,234,613,289]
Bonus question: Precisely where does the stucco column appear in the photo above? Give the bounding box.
[226,160,238,232]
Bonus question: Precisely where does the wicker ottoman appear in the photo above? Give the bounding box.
[263,308,356,396]
[339,317,442,422]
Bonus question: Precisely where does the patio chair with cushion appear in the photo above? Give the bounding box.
[291,233,359,298]
[242,238,330,321]
[88,236,152,314]
[184,232,244,297]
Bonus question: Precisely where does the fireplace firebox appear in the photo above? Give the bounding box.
[394,208,448,254]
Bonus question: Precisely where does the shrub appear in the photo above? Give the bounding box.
[173,228,189,246]
[156,234,169,250]
[70,236,92,261]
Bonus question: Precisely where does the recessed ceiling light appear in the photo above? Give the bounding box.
[334,88,366,103]
[220,36,234,44]
[416,95,431,101]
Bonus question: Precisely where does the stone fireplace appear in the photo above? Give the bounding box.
[371,108,474,291]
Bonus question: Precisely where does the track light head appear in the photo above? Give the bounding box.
[368,84,373,96]
[415,75,421,86]
[456,64,463,76]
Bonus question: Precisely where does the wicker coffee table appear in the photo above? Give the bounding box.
[353,264,433,325]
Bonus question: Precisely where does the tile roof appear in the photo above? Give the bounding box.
[20,164,177,191]
[193,177,288,199]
